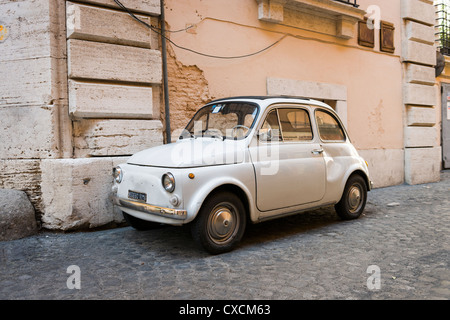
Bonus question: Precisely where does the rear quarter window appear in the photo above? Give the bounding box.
[315,110,345,141]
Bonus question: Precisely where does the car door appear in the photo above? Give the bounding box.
[314,108,350,190]
[249,106,326,212]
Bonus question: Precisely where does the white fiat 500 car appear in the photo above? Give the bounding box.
[113,96,372,254]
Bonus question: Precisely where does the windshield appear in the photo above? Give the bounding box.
[179,102,259,140]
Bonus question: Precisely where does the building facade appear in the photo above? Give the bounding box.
[164,0,441,187]
[0,0,444,231]
[436,0,450,170]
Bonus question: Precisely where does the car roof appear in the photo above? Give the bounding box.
[206,96,334,111]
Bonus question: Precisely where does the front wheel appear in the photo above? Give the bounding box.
[191,192,247,254]
[335,175,367,220]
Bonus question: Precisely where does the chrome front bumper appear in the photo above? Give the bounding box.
[113,196,187,221]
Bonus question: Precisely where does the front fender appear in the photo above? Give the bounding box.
[182,163,256,224]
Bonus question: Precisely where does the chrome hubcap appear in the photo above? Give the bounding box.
[207,204,238,244]
[348,184,363,213]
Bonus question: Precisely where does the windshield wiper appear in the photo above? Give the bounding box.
[179,131,194,140]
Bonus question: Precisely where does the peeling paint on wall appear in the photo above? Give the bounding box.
[165,45,213,139]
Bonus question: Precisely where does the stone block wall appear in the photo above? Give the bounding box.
[401,0,441,185]
[0,0,66,223]
[66,0,163,158]
[0,0,164,230]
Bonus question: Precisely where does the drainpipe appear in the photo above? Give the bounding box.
[161,0,171,143]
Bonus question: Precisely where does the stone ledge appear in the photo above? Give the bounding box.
[256,0,365,39]
[405,147,441,185]
[71,0,161,16]
[357,149,404,188]
[40,157,128,231]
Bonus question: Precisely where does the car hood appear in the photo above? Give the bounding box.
[127,138,247,168]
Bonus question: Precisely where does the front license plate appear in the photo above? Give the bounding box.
[128,190,147,203]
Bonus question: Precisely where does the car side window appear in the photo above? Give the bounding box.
[278,108,313,141]
[259,109,282,141]
[315,110,346,141]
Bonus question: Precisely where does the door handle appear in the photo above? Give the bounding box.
[311,148,324,155]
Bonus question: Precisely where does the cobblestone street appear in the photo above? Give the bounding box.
[1,172,449,300]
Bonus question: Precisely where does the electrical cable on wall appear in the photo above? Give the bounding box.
[113,0,286,59]
[113,0,193,33]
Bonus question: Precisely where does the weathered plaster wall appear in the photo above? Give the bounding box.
[165,46,212,137]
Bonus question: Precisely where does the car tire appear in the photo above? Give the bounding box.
[191,192,247,254]
[122,211,161,231]
[335,174,367,220]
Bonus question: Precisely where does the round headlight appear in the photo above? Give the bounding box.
[162,173,175,193]
[113,166,123,183]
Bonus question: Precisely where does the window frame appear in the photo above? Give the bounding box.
[314,108,347,143]
[277,107,314,142]
[259,108,283,142]
[182,101,260,140]
[257,105,314,144]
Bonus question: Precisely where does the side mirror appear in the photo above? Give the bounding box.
[258,128,273,141]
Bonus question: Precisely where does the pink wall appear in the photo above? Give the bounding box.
[165,0,404,150]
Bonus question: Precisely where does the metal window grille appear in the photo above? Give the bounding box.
[436,0,450,56]
[333,0,359,8]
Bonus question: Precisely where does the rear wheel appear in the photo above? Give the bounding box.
[191,192,246,254]
[122,211,161,230]
[335,175,367,220]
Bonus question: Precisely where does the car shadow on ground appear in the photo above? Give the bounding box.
[240,206,339,248]
[121,203,377,256]
[238,201,377,252]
